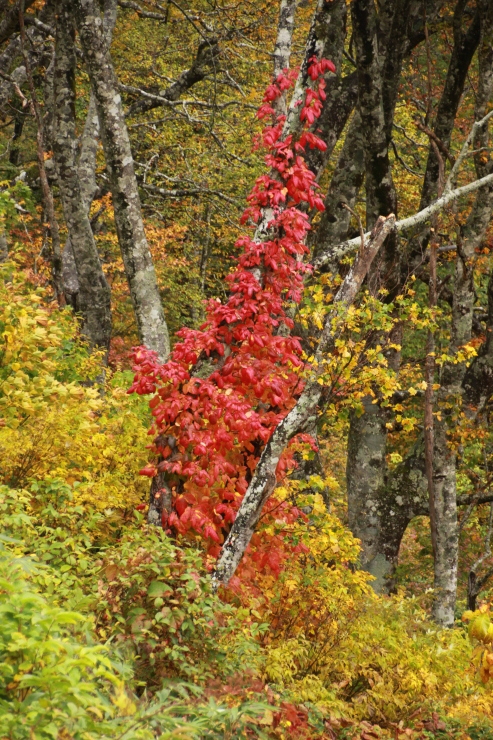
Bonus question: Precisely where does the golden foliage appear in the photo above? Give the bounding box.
[0,265,149,510]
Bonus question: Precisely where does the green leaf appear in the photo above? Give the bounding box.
[147,580,168,598]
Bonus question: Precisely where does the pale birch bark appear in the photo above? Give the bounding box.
[53,0,112,353]
[283,0,339,139]
[74,0,170,361]
[212,215,396,589]
[272,0,297,117]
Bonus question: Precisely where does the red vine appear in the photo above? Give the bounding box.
[130,56,335,587]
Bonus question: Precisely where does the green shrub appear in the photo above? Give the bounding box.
[95,521,265,687]
[0,547,272,739]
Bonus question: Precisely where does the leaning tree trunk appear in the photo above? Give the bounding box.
[212,215,396,589]
[53,0,112,353]
[74,0,170,361]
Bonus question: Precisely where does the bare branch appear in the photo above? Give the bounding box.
[142,182,241,206]
[315,170,493,269]
[444,108,493,193]
[117,0,167,21]
[457,492,493,507]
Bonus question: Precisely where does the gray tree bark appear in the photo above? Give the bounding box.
[74,0,170,361]
[53,0,112,353]
[343,0,404,588]
[430,0,493,625]
[61,0,116,308]
[0,229,8,262]
[313,110,366,267]
[0,0,36,46]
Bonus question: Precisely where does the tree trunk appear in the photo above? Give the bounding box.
[431,0,493,626]
[313,110,365,267]
[212,215,396,589]
[344,0,404,589]
[53,0,112,353]
[74,0,170,361]
[419,3,481,209]
[61,0,116,309]
[272,0,297,117]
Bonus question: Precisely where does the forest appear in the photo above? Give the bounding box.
[2,0,493,736]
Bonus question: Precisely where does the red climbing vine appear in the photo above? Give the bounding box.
[130,56,335,586]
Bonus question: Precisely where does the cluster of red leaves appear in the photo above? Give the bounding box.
[130,57,335,587]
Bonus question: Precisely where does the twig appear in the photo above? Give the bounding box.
[0,68,30,108]
[444,108,493,193]
[391,139,421,176]
[416,120,455,166]
[340,202,365,255]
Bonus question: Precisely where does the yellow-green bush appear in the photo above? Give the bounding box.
[254,490,493,728]
[0,264,149,510]
[0,544,272,740]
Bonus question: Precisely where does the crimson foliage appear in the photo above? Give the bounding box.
[130,57,335,587]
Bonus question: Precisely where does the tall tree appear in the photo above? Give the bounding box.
[74,0,170,361]
[53,0,112,353]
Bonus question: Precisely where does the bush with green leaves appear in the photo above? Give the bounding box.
[0,545,273,740]
[95,518,265,687]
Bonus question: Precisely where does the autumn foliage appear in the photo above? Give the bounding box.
[130,58,335,582]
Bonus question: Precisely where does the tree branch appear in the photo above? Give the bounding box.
[124,38,220,118]
[314,170,493,269]
[444,109,493,193]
